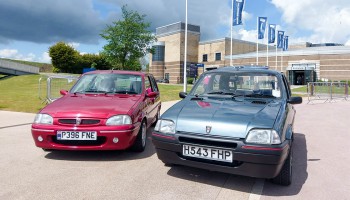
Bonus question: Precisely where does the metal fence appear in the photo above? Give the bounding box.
[307,82,349,103]
[39,74,79,104]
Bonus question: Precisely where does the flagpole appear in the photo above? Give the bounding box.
[275,44,278,71]
[183,0,188,92]
[256,17,259,65]
[281,48,283,72]
[267,39,269,67]
[230,0,233,66]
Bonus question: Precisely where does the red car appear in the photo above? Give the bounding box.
[31,70,161,152]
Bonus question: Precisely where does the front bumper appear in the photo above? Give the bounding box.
[152,133,290,179]
[31,124,140,150]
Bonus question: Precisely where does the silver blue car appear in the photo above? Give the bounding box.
[152,66,302,186]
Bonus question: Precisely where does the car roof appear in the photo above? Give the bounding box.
[84,70,147,76]
[208,66,281,76]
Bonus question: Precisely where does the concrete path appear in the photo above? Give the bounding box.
[0,99,349,200]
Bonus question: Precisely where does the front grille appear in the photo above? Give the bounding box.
[58,119,101,125]
[52,136,106,146]
[178,136,237,149]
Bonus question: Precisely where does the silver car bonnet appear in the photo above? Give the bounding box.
[175,98,281,138]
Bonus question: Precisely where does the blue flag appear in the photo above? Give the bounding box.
[283,36,289,51]
[268,24,276,44]
[277,31,285,49]
[233,0,245,26]
[258,17,267,39]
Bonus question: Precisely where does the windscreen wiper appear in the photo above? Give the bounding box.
[84,90,107,93]
[245,93,276,98]
[207,90,227,95]
[114,91,138,94]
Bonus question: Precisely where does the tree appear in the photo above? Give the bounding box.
[49,42,80,73]
[77,54,110,70]
[100,5,156,70]
[49,42,111,73]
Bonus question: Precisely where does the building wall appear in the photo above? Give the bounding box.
[150,22,350,84]
[198,38,266,75]
[150,30,200,83]
[198,39,226,69]
[229,53,350,81]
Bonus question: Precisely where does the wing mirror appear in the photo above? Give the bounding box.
[179,92,187,99]
[288,96,302,104]
[146,91,159,98]
[60,90,68,95]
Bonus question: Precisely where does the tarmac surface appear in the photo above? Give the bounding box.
[0,99,349,200]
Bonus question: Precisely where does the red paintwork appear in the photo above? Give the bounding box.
[31,70,161,151]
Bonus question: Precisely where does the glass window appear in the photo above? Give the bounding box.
[191,72,281,98]
[202,54,208,62]
[145,76,152,94]
[215,53,221,61]
[70,73,142,94]
[149,75,159,92]
[152,45,165,61]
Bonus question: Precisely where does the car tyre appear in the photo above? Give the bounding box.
[42,148,52,152]
[162,161,176,167]
[272,146,292,186]
[131,120,147,152]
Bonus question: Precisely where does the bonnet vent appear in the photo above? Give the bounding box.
[251,100,267,105]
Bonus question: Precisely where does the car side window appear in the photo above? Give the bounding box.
[282,75,291,98]
[149,75,159,92]
[145,76,152,94]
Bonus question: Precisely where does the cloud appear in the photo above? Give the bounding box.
[40,52,51,63]
[0,49,19,58]
[238,29,256,42]
[0,0,256,46]
[68,42,80,49]
[0,49,51,63]
[270,0,350,44]
[0,49,36,61]
[100,0,234,40]
[0,0,105,44]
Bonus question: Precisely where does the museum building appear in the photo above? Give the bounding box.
[149,22,350,85]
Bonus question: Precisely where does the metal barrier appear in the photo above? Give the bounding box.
[39,74,79,104]
[307,82,349,103]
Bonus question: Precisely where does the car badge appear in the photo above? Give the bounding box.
[76,118,82,125]
[206,126,212,133]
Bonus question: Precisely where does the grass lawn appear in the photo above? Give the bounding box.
[291,86,307,93]
[8,74,342,113]
[158,84,193,102]
[0,75,193,113]
[0,75,44,113]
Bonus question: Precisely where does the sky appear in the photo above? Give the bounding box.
[1,0,350,63]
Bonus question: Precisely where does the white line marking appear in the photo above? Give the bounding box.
[249,179,265,200]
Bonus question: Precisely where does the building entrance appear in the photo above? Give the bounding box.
[287,63,317,85]
[288,70,316,85]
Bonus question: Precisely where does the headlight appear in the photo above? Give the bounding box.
[106,115,131,126]
[154,119,175,134]
[34,114,53,125]
[245,129,281,144]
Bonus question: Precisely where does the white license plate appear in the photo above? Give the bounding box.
[57,131,97,140]
[182,144,233,163]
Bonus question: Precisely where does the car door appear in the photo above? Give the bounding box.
[144,75,160,126]
[282,74,296,140]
